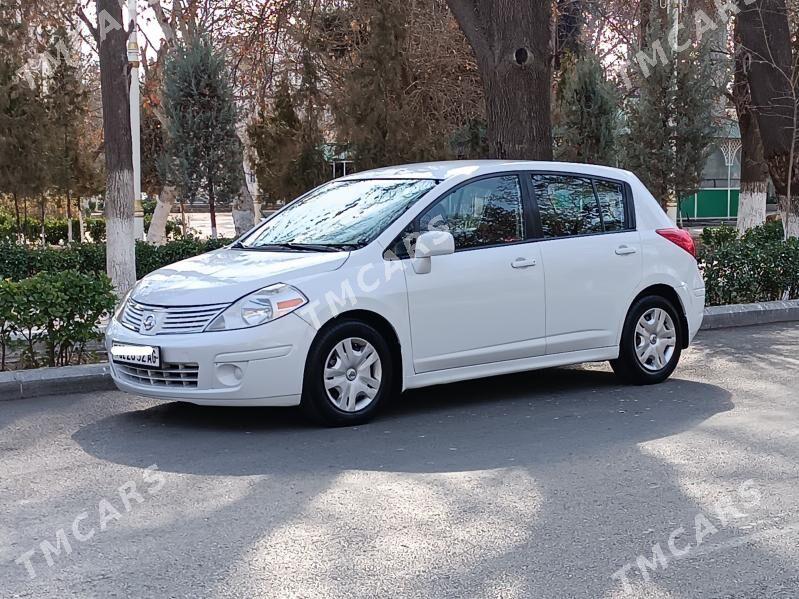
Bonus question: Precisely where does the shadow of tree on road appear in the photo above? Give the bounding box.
[63,365,799,597]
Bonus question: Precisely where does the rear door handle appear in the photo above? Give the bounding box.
[615,245,637,256]
[511,257,537,269]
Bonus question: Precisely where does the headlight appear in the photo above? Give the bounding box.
[205,283,308,331]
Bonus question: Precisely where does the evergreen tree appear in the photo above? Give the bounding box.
[292,50,327,192]
[163,36,243,238]
[0,47,51,239]
[332,0,448,169]
[248,55,327,205]
[46,28,95,240]
[623,8,714,210]
[554,54,618,165]
[673,34,715,203]
[248,76,303,204]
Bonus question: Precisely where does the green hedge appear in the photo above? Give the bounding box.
[0,271,116,369]
[0,212,106,244]
[0,237,232,282]
[698,222,799,306]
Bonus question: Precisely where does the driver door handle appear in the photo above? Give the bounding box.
[511,257,537,269]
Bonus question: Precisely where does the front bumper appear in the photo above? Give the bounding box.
[105,313,316,406]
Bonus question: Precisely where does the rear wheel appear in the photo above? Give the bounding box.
[611,295,682,385]
[301,320,394,426]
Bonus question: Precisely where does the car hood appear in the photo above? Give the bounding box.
[132,248,350,306]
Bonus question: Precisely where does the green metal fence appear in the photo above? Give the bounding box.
[679,189,740,219]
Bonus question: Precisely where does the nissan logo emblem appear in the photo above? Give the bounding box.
[143,313,157,332]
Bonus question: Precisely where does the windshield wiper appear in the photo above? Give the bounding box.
[232,243,343,253]
[230,241,366,252]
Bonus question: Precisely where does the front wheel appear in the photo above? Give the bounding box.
[301,320,394,426]
[611,296,682,385]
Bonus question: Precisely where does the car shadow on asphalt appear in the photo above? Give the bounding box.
[66,368,799,597]
[71,366,733,478]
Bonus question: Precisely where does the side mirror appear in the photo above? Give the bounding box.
[415,231,455,258]
[412,231,455,274]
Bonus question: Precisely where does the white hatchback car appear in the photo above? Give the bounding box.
[107,161,705,425]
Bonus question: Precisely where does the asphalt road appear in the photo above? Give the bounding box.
[2,324,799,598]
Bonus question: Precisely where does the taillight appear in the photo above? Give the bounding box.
[656,228,696,258]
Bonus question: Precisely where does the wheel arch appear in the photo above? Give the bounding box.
[310,309,404,392]
[630,284,690,349]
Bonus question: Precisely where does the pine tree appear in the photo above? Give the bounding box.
[291,50,328,193]
[163,36,243,239]
[46,28,94,241]
[554,54,618,166]
[0,47,51,240]
[673,34,715,203]
[623,7,714,210]
[248,53,327,205]
[331,0,449,169]
[248,76,303,204]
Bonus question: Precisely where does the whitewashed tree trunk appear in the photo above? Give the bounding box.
[736,181,768,235]
[106,169,137,294]
[232,166,256,237]
[97,0,137,296]
[781,201,799,239]
[78,197,85,242]
[146,186,177,245]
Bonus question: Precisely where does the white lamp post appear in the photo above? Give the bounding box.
[128,0,144,240]
[719,138,742,219]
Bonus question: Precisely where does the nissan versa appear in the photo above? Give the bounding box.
[106,161,705,426]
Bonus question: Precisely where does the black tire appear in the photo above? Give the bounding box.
[611,295,683,385]
[301,319,395,426]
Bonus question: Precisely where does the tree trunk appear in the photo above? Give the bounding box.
[232,164,256,236]
[780,197,799,237]
[78,196,85,242]
[66,188,73,243]
[39,195,45,246]
[97,0,137,294]
[736,1,799,238]
[146,185,177,245]
[446,0,553,160]
[179,199,187,236]
[733,23,769,234]
[208,179,218,239]
[12,192,20,239]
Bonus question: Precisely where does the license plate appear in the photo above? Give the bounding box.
[111,343,161,369]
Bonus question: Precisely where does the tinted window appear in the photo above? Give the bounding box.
[418,176,525,250]
[595,180,627,232]
[532,175,602,237]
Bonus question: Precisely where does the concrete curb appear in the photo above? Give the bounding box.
[0,363,114,401]
[701,299,799,330]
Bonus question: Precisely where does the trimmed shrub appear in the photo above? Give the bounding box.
[7,271,116,368]
[698,222,799,306]
[0,281,15,370]
[0,237,232,282]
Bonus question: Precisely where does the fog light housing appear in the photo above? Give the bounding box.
[216,363,245,387]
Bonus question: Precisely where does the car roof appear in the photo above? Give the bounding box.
[339,160,636,182]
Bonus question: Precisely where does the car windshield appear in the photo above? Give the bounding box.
[238,178,439,250]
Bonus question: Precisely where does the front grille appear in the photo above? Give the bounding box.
[121,301,228,335]
[115,362,200,388]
